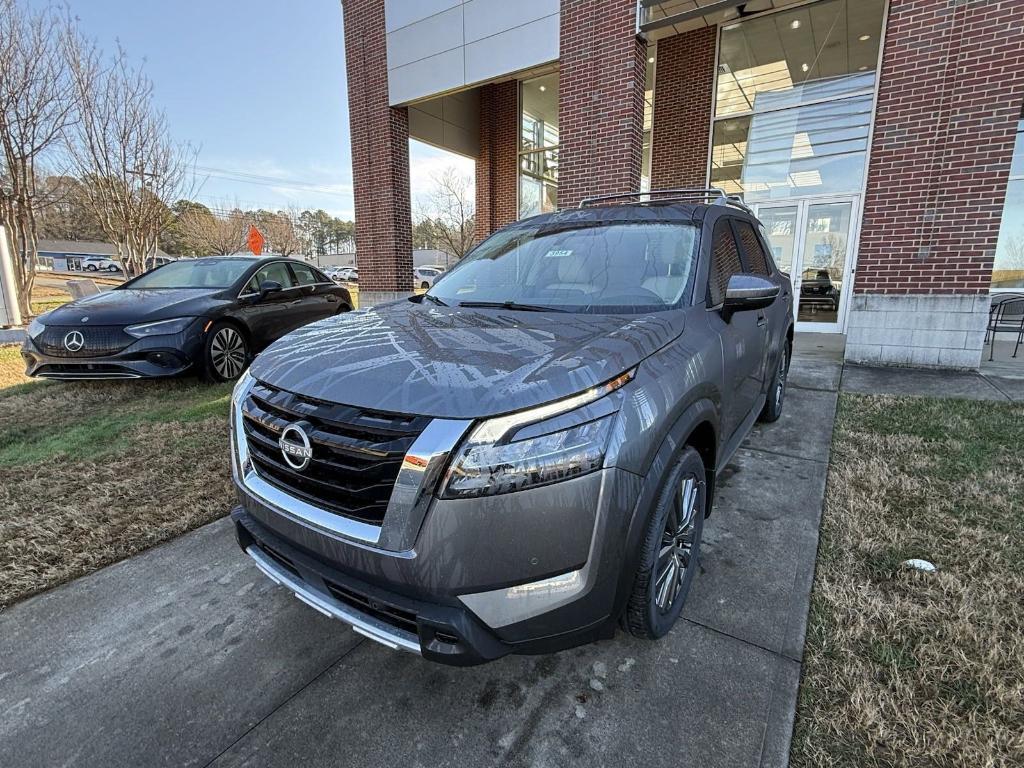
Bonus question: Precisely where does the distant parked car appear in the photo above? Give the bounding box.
[144,255,177,272]
[23,256,352,382]
[332,267,358,283]
[82,255,121,273]
[413,266,442,289]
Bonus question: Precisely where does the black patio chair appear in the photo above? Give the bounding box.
[986,296,1024,360]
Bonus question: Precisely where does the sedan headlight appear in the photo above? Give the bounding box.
[124,317,194,338]
[27,316,46,339]
[441,369,635,499]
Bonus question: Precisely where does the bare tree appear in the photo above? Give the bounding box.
[178,205,247,255]
[420,167,475,261]
[254,207,302,256]
[66,45,192,276]
[0,0,80,317]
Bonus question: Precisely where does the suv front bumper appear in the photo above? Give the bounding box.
[232,464,644,665]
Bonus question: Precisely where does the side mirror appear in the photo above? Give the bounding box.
[258,280,283,300]
[722,274,780,319]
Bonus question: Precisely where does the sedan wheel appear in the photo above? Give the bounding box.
[205,324,248,381]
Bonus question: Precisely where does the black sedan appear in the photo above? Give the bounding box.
[22,256,352,382]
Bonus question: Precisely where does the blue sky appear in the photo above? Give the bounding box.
[65,0,473,218]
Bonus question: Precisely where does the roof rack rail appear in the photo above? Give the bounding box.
[578,187,755,215]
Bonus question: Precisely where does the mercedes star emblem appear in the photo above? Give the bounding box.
[63,330,85,352]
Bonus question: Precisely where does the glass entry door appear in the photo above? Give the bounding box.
[755,197,859,333]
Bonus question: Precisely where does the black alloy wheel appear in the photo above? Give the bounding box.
[625,446,706,639]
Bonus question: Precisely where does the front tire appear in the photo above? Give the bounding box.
[202,322,249,382]
[420,281,430,290]
[625,446,706,639]
[86,264,97,271]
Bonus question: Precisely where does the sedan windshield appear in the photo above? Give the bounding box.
[427,222,700,313]
[128,259,255,289]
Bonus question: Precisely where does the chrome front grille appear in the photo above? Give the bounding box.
[37,325,133,358]
[241,381,430,526]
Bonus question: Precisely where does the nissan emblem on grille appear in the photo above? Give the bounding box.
[63,331,85,352]
[278,423,313,471]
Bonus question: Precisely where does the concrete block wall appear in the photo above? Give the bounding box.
[845,295,989,369]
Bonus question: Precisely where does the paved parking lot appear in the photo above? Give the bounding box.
[0,339,840,768]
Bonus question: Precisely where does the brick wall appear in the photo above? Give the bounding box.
[558,0,647,208]
[475,81,520,242]
[856,0,1024,296]
[341,0,413,294]
[650,27,717,190]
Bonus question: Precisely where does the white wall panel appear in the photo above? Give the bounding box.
[384,0,559,106]
[384,0,461,33]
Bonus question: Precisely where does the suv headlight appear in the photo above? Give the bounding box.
[441,369,634,499]
[28,316,46,339]
[124,317,194,338]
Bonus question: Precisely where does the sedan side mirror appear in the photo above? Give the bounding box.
[722,274,781,319]
[258,280,283,300]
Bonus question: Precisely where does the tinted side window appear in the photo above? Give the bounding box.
[707,219,743,306]
[246,261,296,293]
[733,220,772,276]
[290,263,317,285]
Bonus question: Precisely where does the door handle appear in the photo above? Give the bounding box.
[756,313,767,327]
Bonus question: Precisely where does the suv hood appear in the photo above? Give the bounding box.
[250,300,684,419]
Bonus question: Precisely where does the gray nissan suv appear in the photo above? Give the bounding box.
[229,189,794,665]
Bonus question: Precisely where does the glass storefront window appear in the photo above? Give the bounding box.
[520,73,559,218]
[993,119,1024,290]
[716,0,884,118]
[711,94,872,199]
[711,0,884,202]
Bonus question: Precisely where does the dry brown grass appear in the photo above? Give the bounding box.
[792,394,1024,768]
[0,350,234,609]
[0,345,33,391]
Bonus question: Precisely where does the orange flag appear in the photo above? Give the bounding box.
[247,225,265,256]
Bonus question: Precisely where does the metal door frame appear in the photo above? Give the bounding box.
[754,194,861,334]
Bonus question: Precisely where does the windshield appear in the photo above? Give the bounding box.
[427,222,700,313]
[127,259,254,289]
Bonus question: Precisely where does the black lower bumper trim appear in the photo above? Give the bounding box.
[232,508,512,666]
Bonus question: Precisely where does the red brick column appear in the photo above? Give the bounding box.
[475,81,519,242]
[341,0,413,299]
[650,27,717,190]
[558,0,647,209]
[856,0,1024,296]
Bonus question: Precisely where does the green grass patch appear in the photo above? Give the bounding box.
[0,381,231,467]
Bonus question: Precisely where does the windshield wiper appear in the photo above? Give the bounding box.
[457,300,568,313]
[421,293,449,307]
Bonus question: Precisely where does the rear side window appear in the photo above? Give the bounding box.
[290,263,318,285]
[707,219,743,306]
[733,220,772,276]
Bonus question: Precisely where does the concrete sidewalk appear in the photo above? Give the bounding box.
[0,344,840,768]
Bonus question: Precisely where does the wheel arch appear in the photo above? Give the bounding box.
[608,398,719,627]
